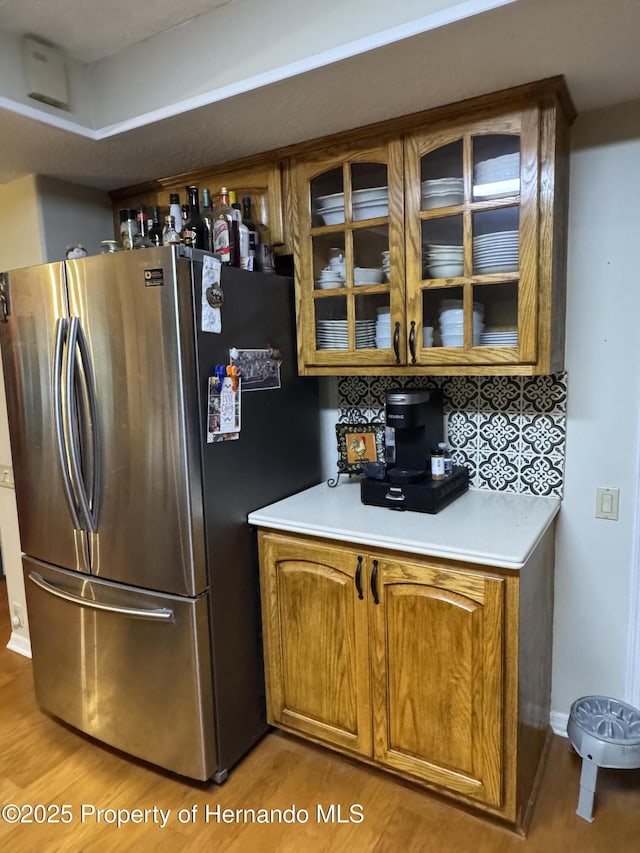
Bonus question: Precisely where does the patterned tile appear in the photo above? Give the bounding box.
[336,372,567,498]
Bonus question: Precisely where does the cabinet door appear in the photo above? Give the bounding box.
[370,557,504,807]
[294,141,406,368]
[258,535,372,755]
[404,107,539,368]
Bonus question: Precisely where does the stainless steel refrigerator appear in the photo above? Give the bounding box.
[0,246,320,782]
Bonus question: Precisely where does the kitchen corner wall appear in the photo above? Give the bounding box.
[336,373,567,497]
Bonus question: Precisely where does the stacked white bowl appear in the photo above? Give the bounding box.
[315,192,344,226]
[352,187,389,221]
[439,301,484,347]
[421,177,464,209]
[381,251,390,281]
[354,267,384,285]
[423,243,464,279]
[315,266,344,289]
[375,306,391,349]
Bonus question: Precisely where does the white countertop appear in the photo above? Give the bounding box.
[248,480,560,571]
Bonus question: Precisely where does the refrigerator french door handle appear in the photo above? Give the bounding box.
[65,317,96,533]
[75,319,101,531]
[53,318,83,530]
[28,572,175,621]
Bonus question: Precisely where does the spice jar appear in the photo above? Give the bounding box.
[431,447,445,481]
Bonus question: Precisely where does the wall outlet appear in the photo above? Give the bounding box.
[0,464,14,488]
[10,603,24,629]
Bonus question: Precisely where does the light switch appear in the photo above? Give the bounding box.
[595,487,619,520]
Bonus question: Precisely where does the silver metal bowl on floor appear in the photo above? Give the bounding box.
[567,695,640,821]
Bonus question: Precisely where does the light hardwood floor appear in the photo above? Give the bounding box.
[1,577,639,852]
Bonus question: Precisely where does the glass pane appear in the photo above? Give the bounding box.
[472,207,519,275]
[473,134,520,201]
[311,168,344,227]
[354,295,379,350]
[421,140,464,211]
[353,226,388,284]
[351,162,388,221]
[422,216,464,280]
[314,296,348,350]
[473,282,519,347]
[312,233,345,290]
[423,286,465,348]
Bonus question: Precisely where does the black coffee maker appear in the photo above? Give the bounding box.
[385,388,443,483]
[361,387,469,513]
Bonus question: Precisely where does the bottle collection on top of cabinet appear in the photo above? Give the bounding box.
[116,186,273,272]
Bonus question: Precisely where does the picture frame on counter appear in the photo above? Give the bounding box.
[330,422,385,484]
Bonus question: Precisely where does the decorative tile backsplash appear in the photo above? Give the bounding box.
[337,373,567,497]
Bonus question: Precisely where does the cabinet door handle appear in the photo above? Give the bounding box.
[371,559,380,605]
[393,321,401,364]
[409,320,417,364]
[355,555,364,600]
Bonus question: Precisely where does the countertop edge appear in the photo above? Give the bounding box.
[247,506,560,571]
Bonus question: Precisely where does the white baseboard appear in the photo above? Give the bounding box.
[6,632,32,658]
[550,710,569,737]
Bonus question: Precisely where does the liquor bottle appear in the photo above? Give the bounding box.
[169,193,183,233]
[228,191,241,267]
[201,188,214,252]
[231,203,250,270]
[212,187,234,265]
[163,215,181,244]
[120,208,139,250]
[148,205,164,246]
[241,196,260,262]
[133,206,154,248]
[181,203,190,229]
[181,186,208,249]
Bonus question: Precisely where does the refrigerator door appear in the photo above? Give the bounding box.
[0,264,90,572]
[64,248,206,595]
[24,556,217,781]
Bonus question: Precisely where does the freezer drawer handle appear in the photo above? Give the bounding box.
[28,572,175,622]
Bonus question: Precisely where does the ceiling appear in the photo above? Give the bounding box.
[0,0,231,62]
[1,0,640,194]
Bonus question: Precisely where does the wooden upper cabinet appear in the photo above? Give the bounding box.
[292,79,574,376]
[292,140,406,370]
[369,557,504,807]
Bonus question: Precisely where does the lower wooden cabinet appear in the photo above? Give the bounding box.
[257,529,555,830]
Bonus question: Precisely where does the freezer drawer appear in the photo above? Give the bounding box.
[23,556,217,781]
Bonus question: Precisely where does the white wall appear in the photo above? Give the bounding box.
[552,100,640,716]
[36,176,113,260]
[0,175,44,653]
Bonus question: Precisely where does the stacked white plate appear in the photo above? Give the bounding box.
[479,330,518,346]
[421,177,464,209]
[423,243,464,278]
[474,152,520,199]
[439,304,484,347]
[316,319,376,350]
[352,186,389,221]
[473,230,519,274]
[375,307,391,349]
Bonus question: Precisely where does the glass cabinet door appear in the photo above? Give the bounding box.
[404,108,539,367]
[296,142,406,367]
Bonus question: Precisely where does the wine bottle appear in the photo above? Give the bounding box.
[201,188,214,252]
[148,205,164,246]
[181,186,207,249]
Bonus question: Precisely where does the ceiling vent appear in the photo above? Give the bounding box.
[22,36,70,111]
